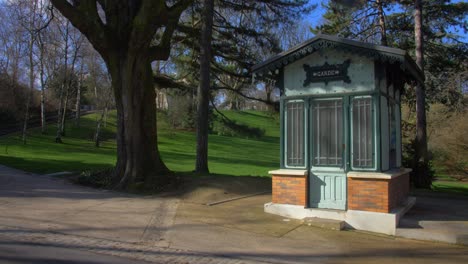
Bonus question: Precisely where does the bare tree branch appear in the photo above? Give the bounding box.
[149,0,193,61]
[51,0,109,56]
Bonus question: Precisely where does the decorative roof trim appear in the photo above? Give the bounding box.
[252,34,423,83]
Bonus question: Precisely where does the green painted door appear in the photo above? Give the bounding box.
[309,98,347,210]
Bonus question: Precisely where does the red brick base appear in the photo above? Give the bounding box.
[348,172,410,213]
[270,169,410,212]
[271,175,306,206]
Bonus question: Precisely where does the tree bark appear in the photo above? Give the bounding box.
[376,0,387,46]
[55,81,65,143]
[62,36,80,136]
[22,35,34,144]
[39,37,46,134]
[195,0,215,174]
[94,107,106,147]
[75,64,83,127]
[103,107,108,128]
[51,0,191,190]
[108,51,170,188]
[414,0,430,188]
[21,0,39,144]
[56,23,69,143]
[61,86,69,136]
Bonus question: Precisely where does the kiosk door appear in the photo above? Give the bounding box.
[309,98,347,210]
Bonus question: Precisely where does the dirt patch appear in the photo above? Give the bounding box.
[177,174,271,205]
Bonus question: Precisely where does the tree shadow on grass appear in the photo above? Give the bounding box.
[231,110,272,119]
[431,183,468,197]
[0,154,271,201]
[0,155,113,175]
[162,151,278,170]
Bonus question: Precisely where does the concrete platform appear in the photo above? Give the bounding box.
[172,185,468,264]
[303,217,345,231]
[396,195,468,246]
[264,197,416,235]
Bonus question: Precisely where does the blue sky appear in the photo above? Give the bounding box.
[303,0,468,42]
[305,2,328,29]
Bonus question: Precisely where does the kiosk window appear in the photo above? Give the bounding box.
[285,101,305,167]
[352,97,374,168]
[312,99,343,166]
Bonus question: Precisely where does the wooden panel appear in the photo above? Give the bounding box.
[310,172,347,210]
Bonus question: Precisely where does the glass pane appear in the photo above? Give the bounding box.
[312,99,343,166]
[352,97,373,167]
[286,101,305,167]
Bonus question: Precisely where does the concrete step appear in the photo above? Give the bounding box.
[302,217,345,231]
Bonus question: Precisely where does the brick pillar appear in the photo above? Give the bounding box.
[347,169,410,213]
[269,170,307,206]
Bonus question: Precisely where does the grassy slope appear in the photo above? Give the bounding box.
[431,181,468,196]
[0,110,280,176]
[1,109,466,196]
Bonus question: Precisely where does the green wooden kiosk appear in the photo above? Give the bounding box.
[252,34,421,235]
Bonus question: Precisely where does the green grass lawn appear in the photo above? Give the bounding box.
[2,109,466,196]
[430,167,468,196]
[0,110,280,176]
[431,181,468,196]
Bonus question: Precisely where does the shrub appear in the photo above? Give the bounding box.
[402,139,435,188]
[428,103,468,182]
[75,169,113,188]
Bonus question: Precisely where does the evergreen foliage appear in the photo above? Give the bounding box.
[158,0,315,105]
[315,0,467,188]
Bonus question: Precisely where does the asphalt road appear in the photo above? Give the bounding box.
[0,236,150,264]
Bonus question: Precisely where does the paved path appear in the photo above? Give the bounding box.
[0,235,152,264]
[0,165,257,263]
[170,178,468,264]
[397,195,468,245]
[0,165,467,264]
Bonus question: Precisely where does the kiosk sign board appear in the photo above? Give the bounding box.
[303,59,351,86]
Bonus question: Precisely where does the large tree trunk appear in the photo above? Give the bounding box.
[414,0,430,188]
[51,0,190,190]
[195,0,214,174]
[108,52,170,189]
[376,0,387,46]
